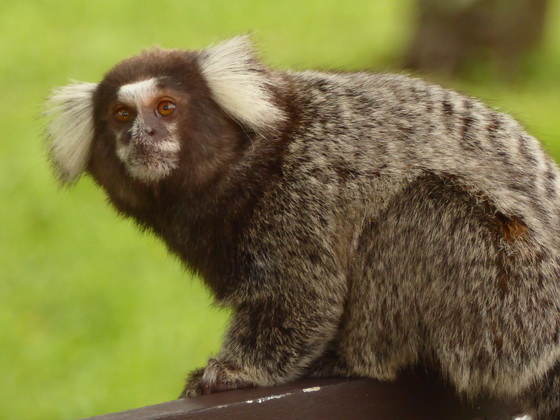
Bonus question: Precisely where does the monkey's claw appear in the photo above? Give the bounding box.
[180,358,255,398]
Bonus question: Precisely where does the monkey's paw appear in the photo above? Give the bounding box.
[179,358,255,398]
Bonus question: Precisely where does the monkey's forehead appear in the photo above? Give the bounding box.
[97,49,203,98]
[117,78,160,105]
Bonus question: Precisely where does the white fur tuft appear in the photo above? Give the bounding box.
[45,81,98,184]
[198,36,285,132]
[118,78,158,106]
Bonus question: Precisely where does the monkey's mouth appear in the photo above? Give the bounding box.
[117,138,180,183]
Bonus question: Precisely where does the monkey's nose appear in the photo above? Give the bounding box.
[144,127,156,136]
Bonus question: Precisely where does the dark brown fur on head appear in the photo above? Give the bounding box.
[89,48,252,215]
[46,39,291,298]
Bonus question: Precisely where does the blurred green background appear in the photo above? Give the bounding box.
[1,1,560,419]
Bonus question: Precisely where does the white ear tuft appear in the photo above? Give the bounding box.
[44,81,98,184]
[198,35,285,132]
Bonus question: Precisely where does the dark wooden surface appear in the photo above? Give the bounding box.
[86,371,527,420]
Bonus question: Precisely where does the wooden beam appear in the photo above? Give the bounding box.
[85,371,527,419]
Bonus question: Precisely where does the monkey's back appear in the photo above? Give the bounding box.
[283,70,560,249]
[279,70,560,401]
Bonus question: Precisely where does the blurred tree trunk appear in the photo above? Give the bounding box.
[404,0,549,78]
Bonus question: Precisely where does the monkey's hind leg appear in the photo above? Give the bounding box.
[338,173,560,417]
[338,173,507,381]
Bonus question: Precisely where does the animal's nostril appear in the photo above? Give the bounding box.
[144,127,156,136]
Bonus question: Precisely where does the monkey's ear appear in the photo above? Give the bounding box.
[197,35,285,133]
[44,82,98,185]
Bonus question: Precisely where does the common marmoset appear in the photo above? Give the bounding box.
[45,36,560,418]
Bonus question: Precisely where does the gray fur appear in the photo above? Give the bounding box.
[267,71,560,418]
[45,38,560,419]
[226,69,560,418]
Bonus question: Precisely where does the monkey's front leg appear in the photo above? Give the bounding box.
[180,289,344,397]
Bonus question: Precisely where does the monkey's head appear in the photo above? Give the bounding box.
[45,36,285,201]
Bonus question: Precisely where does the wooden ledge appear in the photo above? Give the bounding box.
[86,371,527,420]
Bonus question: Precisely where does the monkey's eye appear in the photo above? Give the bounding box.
[114,106,133,123]
[156,99,177,117]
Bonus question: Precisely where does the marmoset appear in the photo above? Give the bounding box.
[45,36,560,418]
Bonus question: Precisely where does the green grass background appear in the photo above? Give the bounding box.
[1,1,560,418]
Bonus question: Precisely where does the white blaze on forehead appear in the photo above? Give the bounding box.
[117,78,159,105]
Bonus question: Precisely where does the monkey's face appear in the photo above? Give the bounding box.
[45,37,285,191]
[106,78,182,183]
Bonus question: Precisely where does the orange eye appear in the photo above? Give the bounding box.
[156,99,177,117]
[114,106,132,123]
